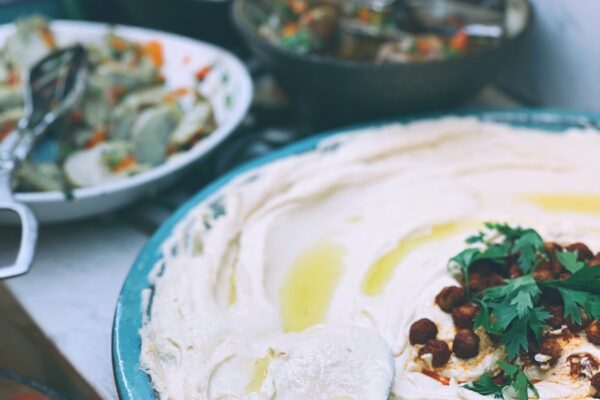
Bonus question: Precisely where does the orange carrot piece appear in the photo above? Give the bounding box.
[290,0,307,14]
[282,22,300,38]
[450,30,469,52]
[145,40,164,66]
[85,130,108,148]
[358,7,371,23]
[109,36,130,52]
[417,38,432,53]
[0,122,15,141]
[40,28,56,48]
[112,155,136,173]
[6,72,20,86]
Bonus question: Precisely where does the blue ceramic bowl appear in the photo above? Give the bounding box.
[112,108,600,399]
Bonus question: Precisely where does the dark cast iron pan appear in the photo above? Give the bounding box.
[232,0,532,126]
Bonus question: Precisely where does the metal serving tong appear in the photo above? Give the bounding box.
[0,45,87,279]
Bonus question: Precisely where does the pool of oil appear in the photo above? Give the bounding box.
[525,194,600,215]
[279,241,345,332]
[361,221,476,296]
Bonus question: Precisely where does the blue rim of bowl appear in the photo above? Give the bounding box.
[112,108,600,400]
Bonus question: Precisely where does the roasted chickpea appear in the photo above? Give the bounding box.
[453,329,480,359]
[567,353,599,378]
[508,263,523,279]
[586,320,600,345]
[409,318,438,345]
[545,305,565,329]
[590,254,600,267]
[531,338,562,366]
[540,287,562,306]
[559,272,572,280]
[452,303,480,329]
[418,339,451,368]
[565,243,594,261]
[486,273,505,288]
[468,272,488,293]
[533,268,555,281]
[544,242,563,254]
[435,286,466,313]
[537,258,562,277]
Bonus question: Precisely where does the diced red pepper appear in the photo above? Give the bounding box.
[450,30,469,52]
[195,66,212,81]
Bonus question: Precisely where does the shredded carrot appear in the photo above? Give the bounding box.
[358,7,372,23]
[164,87,190,103]
[40,28,56,48]
[0,122,14,141]
[144,40,163,66]
[289,0,307,14]
[7,72,20,86]
[85,130,108,148]
[282,22,300,38]
[109,36,130,52]
[450,30,469,52]
[417,38,432,54]
[195,65,212,81]
[107,86,127,104]
[112,155,136,173]
[173,87,189,97]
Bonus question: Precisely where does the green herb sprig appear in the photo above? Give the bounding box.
[455,223,600,399]
[466,360,539,400]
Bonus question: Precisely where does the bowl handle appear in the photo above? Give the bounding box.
[0,166,38,279]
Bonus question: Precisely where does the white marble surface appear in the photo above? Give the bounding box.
[3,220,149,399]
[0,87,520,400]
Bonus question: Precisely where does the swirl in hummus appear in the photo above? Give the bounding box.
[140,117,600,399]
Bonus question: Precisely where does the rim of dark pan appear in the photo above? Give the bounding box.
[231,0,533,71]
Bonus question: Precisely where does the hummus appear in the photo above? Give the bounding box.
[140,117,600,399]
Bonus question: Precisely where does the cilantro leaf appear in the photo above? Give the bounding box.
[466,231,485,244]
[556,250,586,274]
[450,248,480,295]
[465,372,504,398]
[478,276,547,359]
[501,317,530,360]
[498,360,539,400]
[473,300,499,334]
[544,265,600,294]
[559,288,590,324]
[513,230,544,274]
[513,368,539,400]
[484,222,528,240]
[497,359,520,376]
[450,248,480,274]
[466,361,539,400]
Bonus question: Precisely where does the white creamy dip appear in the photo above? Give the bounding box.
[140,118,600,400]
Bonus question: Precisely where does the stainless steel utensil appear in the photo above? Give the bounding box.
[0,45,87,278]
[337,0,505,40]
